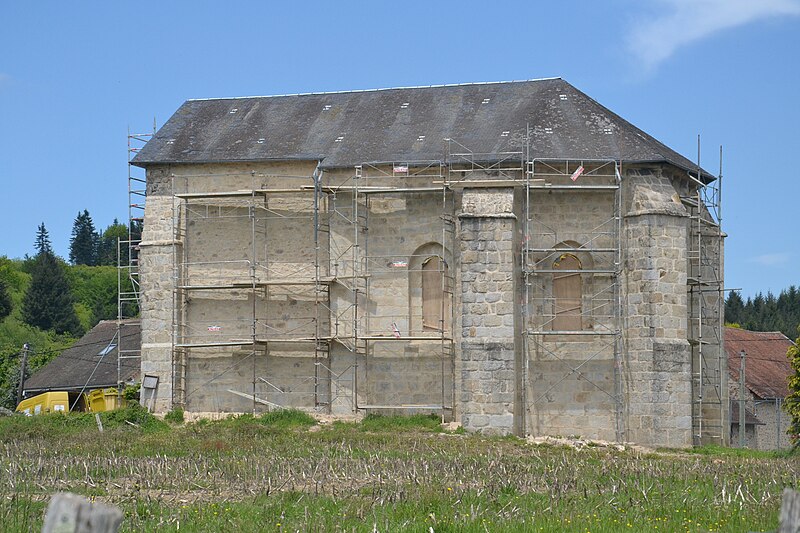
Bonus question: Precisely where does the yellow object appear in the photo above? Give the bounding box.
[16,391,69,416]
[16,388,123,415]
[85,388,122,412]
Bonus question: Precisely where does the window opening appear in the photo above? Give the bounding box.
[553,253,582,331]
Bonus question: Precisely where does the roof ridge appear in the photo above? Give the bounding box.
[726,327,790,336]
[185,77,563,102]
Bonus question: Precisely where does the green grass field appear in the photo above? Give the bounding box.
[1,406,797,532]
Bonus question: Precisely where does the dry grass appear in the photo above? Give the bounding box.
[0,410,797,531]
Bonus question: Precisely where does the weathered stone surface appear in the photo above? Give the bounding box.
[458,189,519,435]
[137,159,723,447]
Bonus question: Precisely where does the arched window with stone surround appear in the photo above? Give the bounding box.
[552,253,582,331]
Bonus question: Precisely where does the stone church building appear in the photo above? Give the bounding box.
[131,77,726,448]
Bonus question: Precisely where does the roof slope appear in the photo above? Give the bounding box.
[725,327,795,400]
[132,78,711,178]
[24,320,140,393]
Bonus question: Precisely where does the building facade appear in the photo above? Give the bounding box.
[131,78,726,447]
[726,327,794,450]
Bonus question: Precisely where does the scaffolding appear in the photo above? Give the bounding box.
[522,158,623,440]
[684,147,725,445]
[442,135,625,439]
[170,169,331,412]
[166,161,455,414]
[117,128,152,393]
[136,127,719,439]
[345,162,455,412]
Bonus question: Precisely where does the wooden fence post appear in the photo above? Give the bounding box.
[779,488,800,533]
[42,492,122,533]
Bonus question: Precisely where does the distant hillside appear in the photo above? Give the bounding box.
[0,256,125,409]
[725,286,800,340]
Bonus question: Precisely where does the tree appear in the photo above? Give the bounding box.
[22,251,81,335]
[96,218,129,266]
[34,223,52,255]
[785,325,800,446]
[725,286,800,339]
[69,210,99,265]
[725,290,745,326]
[0,279,11,321]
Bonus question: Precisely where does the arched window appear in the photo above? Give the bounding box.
[422,256,449,332]
[553,253,582,331]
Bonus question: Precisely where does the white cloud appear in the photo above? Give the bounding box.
[628,0,800,71]
[750,252,791,267]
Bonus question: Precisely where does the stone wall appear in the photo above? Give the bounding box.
[752,399,791,449]
[326,181,455,415]
[524,181,619,440]
[730,379,790,450]
[730,423,758,449]
[458,188,520,434]
[141,162,454,416]
[137,158,721,447]
[142,162,324,413]
[140,182,177,412]
[621,167,693,448]
[182,347,317,412]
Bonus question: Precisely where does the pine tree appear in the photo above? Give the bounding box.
[0,279,11,321]
[69,210,99,265]
[34,223,52,255]
[22,251,81,335]
[785,325,800,446]
[730,286,800,339]
[725,291,745,325]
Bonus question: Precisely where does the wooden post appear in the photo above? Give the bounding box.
[16,343,30,406]
[779,488,800,533]
[739,349,746,448]
[42,492,122,533]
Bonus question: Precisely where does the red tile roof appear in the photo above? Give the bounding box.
[725,327,795,400]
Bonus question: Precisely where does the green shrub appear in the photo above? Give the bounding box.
[100,403,169,432]
[123,383,140,402]
[0,411,93,441]
[259,408,316,429]
[359,413,442,433]
[164,407,185,425]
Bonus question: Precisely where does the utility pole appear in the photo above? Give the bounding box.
[16,343,30,407]
[739,349,746,448]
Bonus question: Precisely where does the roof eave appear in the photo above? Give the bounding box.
[23,381,128,394]
[131,155,326,169]
[134,155,716,182]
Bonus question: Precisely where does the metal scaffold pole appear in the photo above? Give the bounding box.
[683,137,725,446]
[168,167,337,413]
[117,125,153,402]
[523,156,622,441]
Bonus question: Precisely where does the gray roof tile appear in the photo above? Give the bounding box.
[132,78,713,179]
[24,320,140,393]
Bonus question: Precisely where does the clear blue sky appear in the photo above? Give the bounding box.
[1,1,798,297]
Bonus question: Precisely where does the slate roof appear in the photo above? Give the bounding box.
[23,320,140,393]
[132,78,713,180]
[725,327,795,400]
